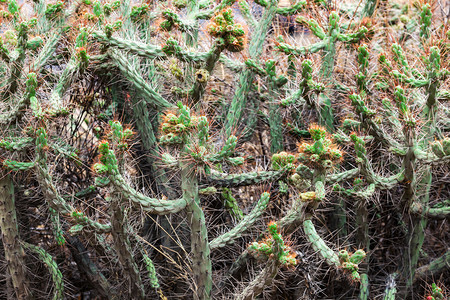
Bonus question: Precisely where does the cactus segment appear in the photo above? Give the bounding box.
[415,251,450,280]
[221,188,244,220]
[23,242,64,300]
[205,170,285,187]
[210,192,270,249]
[248,222,297,267]
[0,176,31,298]
[303,218,340,267]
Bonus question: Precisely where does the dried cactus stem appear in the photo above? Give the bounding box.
[110,196,145,299]
[237,260,279,300]
[182,163,212,300]
[66,235,115,299]
[0,175,32,300]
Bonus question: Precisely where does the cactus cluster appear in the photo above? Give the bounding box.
[0,0,449,299]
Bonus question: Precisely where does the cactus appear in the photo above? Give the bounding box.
[0,0,449,299]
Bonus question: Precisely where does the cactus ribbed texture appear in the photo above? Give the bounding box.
[22,242,64,300]
[1,0,449,299]
[303,218,340,267]
[0,175,31,300]
[110,195,145,299]
[210,192,270,249]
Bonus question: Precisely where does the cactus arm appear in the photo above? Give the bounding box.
[110,49,173,109]
[383,274,398,300]
[219,54,244,72]
[276,0,306,16]
[92,31,167,59]
[110,196,145,299]
[351,133,404,188]
[49,207,65,245]
[359,274,369,300]
[317,94,334,132]
[35,129,111,233]
[191,39,225,103]
[204,170,285,187]
[351,94,402,148]
[236,260,279,300]
[33,0,49,32]
[0,137,34,150]
[0,175,32,299]
[22,242,64,300]
[109,171,188,214]
[35,157,112,233]
[48,58,79,112]
[181,161,212,300]
[138,248,161,290]
[4,22,29,96]
[362,0,378,17]
[326,168,360,184]
[66,235,115,298]
[356,188,372,299]
[221,188,244,220]
[269,101,284,153]
[195,0,235,20]
[276,39,327,56]
[0,38,11,63]
[280,89,306,106]
[130,90,177,198]
[401,47,442,293]
[33,31,65,70]
[224,0,279,136]
[210,192,270,249]
[410,202,450,220]
[277,197,306,234]
[237,0,257,28]
[185,0,199,46]
[437,90,450,101]
[414,250,450,280]
[0,30,70,125]
[303,218,340,267]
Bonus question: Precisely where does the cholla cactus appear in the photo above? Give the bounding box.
[426,283,444,300]
[297,124,343,168]
[1,0,449,299]
[207,8,246,53]
[248,222,297,267]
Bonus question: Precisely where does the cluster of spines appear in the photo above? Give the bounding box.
[160,102,203,145]
[430,138,450,158]
[248,222,297,267]
[297,124,343,167]
[338,249,367,281]
[426,283,444,300]
[207,8,246,52]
